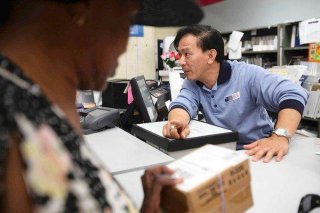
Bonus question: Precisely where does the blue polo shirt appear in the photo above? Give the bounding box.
[169,60,308,149]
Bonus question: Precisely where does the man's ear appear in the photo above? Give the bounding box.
[208,49,217,64]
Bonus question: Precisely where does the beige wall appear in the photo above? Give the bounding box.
[154,27,180,40]
[111,26,180,81]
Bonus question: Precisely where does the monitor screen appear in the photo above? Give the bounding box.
[130,75,158,122]
[76,90,96,109]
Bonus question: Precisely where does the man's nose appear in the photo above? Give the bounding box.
[179,56,186,66]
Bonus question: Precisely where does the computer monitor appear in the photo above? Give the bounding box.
[130,75,158,123]
[76,90,96,109]
[168,68,185,101]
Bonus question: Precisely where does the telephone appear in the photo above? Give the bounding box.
[149,86,169,110]
[79,106,120,135]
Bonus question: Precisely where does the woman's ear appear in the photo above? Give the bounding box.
[65,1,90,27]
[208,49,217,64]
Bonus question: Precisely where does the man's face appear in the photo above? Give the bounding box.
[177,34,210,81]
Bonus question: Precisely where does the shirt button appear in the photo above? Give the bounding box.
[214,104,217,107]
[211,95,214,98]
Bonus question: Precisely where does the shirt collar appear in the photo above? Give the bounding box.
[196,60,231,87]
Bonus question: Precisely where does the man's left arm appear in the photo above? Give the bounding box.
[243,66,309,163]
[244,108,301,163]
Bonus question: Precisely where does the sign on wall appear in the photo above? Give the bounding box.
[130,25,144,37]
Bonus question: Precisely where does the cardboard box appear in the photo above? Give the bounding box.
[161,145,253,213]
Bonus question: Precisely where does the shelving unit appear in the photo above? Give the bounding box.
[300,117,320,138]
[242,50,277,54]
[281,47,308,66]
[222,26,279,68]
[222,22,312,67]
[278,22,319,137]
[278,22,309,65]
[283,47,308,50]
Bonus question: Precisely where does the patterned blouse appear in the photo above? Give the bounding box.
[0,54,138,213]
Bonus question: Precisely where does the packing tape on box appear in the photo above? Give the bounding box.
[218,174,226,213]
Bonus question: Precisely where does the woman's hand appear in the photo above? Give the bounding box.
[140,165,183,213]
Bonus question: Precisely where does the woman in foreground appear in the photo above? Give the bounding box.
[0,0,202,212]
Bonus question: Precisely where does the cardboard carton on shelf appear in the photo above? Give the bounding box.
[161,144,253,213]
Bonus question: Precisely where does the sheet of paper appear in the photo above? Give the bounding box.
[286,65,306,83]
[165,100,171,109]
[227,31,244,51]
[228,41,242,59]
[268,68,289,77]
[93,91,102,106]
[137,120,232,139]
[299,18,320,44]
[267,65,306,84]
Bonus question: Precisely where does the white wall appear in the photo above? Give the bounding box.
[201,0,319,33]
[112,26,179,81]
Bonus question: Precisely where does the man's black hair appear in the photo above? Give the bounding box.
[173,25,224,63]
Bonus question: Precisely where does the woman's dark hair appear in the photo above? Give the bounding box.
[0,0,14,27]
[173,25,224,63]
[0,0,87,27]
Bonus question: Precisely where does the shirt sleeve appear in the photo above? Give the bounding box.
[169,80,200,119]
[246,64,309,115]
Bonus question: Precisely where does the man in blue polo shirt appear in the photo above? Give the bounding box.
[162,25,308,163]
